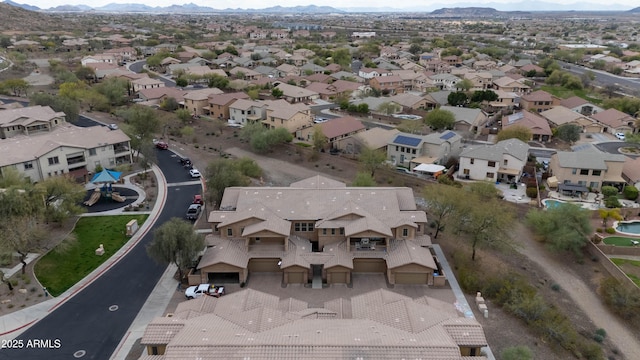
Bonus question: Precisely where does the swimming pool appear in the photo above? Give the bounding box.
[541,198,598,210]
[614,220,640,235]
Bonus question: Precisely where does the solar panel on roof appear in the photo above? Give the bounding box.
[393,135,422,147]
[439,131,455,140]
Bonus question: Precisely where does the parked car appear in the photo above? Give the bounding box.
[193,194,203,205]
[107,123,118,130]
[186,204,202,220]
[189,169,201,178]
[184,284,225,299]
[615,132,626,140]
[155,141,168,150]
[313,117,328,124]
[178,156,192,167]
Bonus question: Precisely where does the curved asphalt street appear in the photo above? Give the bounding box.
[0,150,201,359]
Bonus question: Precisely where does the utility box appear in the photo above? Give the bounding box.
[126,219,139,236]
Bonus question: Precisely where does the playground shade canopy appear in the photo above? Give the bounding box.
[90,169,122,183]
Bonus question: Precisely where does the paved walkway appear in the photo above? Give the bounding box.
[0,164,167,342]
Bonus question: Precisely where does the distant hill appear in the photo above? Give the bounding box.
[48,3,344,14]
[2,0,39,11]
[0,2,64,32]
[629,7,640,13]
[48,4,92,12]
[430,7,503,16]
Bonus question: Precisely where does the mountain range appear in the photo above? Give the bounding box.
[2,0,639,13]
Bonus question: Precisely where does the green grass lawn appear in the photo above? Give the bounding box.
[35,215,148,297]
[602,236,640,247]
[610,258,640,287]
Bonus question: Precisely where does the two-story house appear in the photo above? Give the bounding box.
[0,106,132,183]
[502,111,553,143]
[183,88,224,117]
[228,98,267,126]
[458,138,529,183]
[262,99,313,136]
[520,90,560,113]
[387,130,463,168]
[204,92,250,120]
[369,75,404,95]
[548,144,626,192]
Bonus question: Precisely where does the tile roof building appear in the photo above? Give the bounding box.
[139,288,487,359]
[0,106,132,182]
[196,175,444,287]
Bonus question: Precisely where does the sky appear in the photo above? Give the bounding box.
[5,0,639,11]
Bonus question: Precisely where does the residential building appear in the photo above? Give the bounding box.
[520,90,560,113]
[138,288,487,359]
[502,111,553,143]
[0,108,132,183]
[429,73,461,90]
[590,108,636,135]
[262,99,313,135]
[336,127,400,154]
[228,98,267,126]
[548,144,626,192]
[439,106,488,134]
[204,92,250,120]
[274,82,318,103]
[358,67,393,80]
[369,75,404,94]
[540,106,604,133]
[492,76,530,94]
[559,96,604,116]
[387,130,463,168]
[200,175,438,286]
[182,88,224,116]
[314,116,366,146]
[458,138,529,183]
[0,105,66,139]
[131,77,165,92]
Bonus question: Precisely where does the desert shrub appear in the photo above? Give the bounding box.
[604,196,622,208]
[595,228,603,233]
[501,345,533,360]
[526,187,538,198]
[605,227,616,234]
[595,328,607,338]
[623,185,638,200]
[601,186,618,197]
[600,277,640,327]
[551,283,561,291]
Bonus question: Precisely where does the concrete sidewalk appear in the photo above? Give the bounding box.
[0,164,167,341]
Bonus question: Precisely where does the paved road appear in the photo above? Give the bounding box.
[129,60,176,88]
[0,150,200,360]
[596,141,640,158]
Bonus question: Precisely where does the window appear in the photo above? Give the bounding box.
[48,156,59,165]
[486,172,494,179]
[340,228,344,235]
[503,159,508,166]
[572,168,577,175]
[589,181,599,189]
[470,158,474,164]
[322,229,326,235]
[331,229,335,235]
[24,162,33,170]
[308,222,314,231]
[463,169,470,175]
[580,169,589,175]
[592,170,601,176]
[402,228,408,237]
[227,228,233,236]
[301,223,308,232]
[488,161,496,167]
[295,223,300,231]
[89,148,97,156]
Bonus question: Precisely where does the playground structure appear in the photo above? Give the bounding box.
[83,169,126,206]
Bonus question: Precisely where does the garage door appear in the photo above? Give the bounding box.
[328,272,348,284]
[248,258,281,272]
[394,272,428,284]
[208,272,240,284]
[287,272,305,284]
[353,259,386,273]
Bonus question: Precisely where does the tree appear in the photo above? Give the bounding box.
[248,127,293,152]
[94,77,129,106]
[81,90,110,112]
[75,66,96,82]
[425,109,455,131]
[447,91,468,106]
[0,216,46,274]
[377,101,401,115]
[453,185,515,260]
[331,48,351,69]
[2,78,30,97]
[470,90,498,103]
[30,92,79,122]
[175,77,188,87]
[526,204,593,257]
[422,184,465,239]
[204,74,229,89]
[59,80,87,100]
[555,124,581,144]
[36,175,86,223]
[119,105,161,155]
[358,146,387,177]
[455,79,473,92]
[175,108,192,125]
[138,141,158,174]
[161,97,180,111]
[496,125,532,142]
[603,84,619,98]
[598,208,622,228]
[351,172,377,186]
[205,158,253,207]
[271,88,283,98]
[312,125,328,151]
[147,218,204,281]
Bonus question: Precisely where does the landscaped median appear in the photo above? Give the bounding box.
[34,215,148,297]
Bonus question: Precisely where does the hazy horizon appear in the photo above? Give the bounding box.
[3,0,638,11]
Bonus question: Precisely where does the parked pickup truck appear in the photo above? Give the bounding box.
[185,284,225,299]
[185,204,202,221]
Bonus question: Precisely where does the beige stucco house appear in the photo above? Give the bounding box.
[548,145,626,192]
[458,138,529,183]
